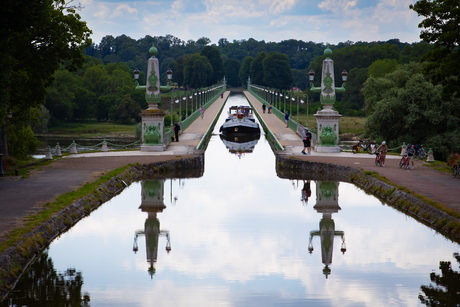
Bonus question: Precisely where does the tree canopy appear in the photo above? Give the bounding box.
[1,0,92,156]
[362,62,460,160]
[262,52,293,90]
[410,0,460,100]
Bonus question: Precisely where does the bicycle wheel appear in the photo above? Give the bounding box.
[399,157,405,169]
[375,155,379,166]
[418,150,426,160]
[379,158,383,167]
[453,164,458,178]
[366,145,372,154]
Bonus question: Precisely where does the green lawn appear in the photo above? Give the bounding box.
[295,114,366,136]
[46,120,137,138]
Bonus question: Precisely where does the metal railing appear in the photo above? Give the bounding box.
[244,91,284,151]
[164,83,226,146]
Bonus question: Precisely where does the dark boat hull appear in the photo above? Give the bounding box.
[220,125,260,134]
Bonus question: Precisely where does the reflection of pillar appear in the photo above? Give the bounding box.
[308,181,346,279]
[133,179,171,278]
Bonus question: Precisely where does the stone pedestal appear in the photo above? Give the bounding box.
[427,149,435,162]
[141,109,166,152]
[314,105,341,153]
[101,140,108,152]
[70,141,78,154]
[54,143,62,156]
[45,146,53,160]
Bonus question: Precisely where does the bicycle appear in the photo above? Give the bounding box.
[399,155,409,169]
[453,161,460,179]
[374,151,383,167]
[352,140,373,154]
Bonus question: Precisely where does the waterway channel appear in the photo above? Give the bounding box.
[3,92,460,306]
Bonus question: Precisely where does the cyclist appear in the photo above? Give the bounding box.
[407,144,415,169]
[376,141,388,166]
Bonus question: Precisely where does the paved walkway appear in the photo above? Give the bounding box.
[0,89,459,245]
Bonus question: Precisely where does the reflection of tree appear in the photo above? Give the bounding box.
[419,253,460,306]
[2,251,90,307]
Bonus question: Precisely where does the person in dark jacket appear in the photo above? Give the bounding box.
[174,121,181,142]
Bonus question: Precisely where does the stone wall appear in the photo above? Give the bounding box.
[276,155,460,243]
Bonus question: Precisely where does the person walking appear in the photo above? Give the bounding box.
[262,104,266,113]
[200,106,204,119]
[407,144,416,169]
[301,127,312,155]
[268,103,272,114]
[174,121,181,142]
[376,141,388,166]
[285,111,290,128]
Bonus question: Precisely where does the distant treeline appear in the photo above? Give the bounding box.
[42,35,431,127]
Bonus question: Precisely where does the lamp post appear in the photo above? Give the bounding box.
[275,91,279,110]
[170,93,179,127]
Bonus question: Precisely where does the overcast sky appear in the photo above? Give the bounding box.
[78,0,424,46]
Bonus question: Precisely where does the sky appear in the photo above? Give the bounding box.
[77,0,424,46]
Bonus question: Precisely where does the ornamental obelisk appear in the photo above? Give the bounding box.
[310,46,347,153]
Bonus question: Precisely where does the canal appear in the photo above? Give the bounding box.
[3,92,459,306]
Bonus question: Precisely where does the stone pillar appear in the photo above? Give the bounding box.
[54,143,62,157]
[400,143,407,156]
[311,47,344,153]
[101,139,108,152]
[427,148,435,162]
[140,44,166,152]
[45,146,53,160]
[70,141,78,154]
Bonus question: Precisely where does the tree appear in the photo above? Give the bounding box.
[362,62,460,160]
[262,51,293,90]
[183,54,213,88]
[368,59,398,78]
[174,56,185,88]
[410,0,460,100]
[201,46,225,84]
[250,52,267,85]
[239,56,254,87]
[224,59,241,87]
[0,0,92,156]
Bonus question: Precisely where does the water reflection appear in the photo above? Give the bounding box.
[219,133,260,158]
[419,252,460,306]
[308,181,346,279]
[133,179,171,278]
[1,252,90,307]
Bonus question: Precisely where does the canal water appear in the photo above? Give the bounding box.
[3,93,460,306]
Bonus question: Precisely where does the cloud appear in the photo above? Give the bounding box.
[112,3,138,19]
[80,0,423,46]
[318,0,358,13]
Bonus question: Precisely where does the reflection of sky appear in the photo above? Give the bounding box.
[48,94,460,306]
